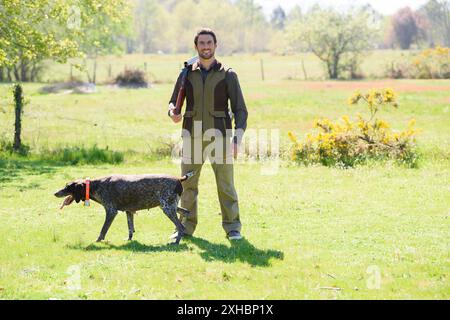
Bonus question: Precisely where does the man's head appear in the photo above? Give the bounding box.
[194,28,217,60]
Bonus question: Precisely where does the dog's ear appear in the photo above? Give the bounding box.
[74,183,85,203]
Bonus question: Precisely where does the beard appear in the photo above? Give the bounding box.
[198,49,214,60]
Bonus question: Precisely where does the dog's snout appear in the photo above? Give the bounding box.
[54,190,65,197]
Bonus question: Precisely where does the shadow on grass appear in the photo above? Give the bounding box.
[0,157,60,185]
[66,237,283,267]
[66,240,189,253]
[0,146,124,185]
[185,237,284,267]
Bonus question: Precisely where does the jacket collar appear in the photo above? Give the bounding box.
[191,59,223,72]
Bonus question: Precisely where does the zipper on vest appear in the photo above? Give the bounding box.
[202,70,212,134]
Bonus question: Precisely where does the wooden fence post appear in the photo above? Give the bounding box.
[260,59,265,81]
[13,83,24,152]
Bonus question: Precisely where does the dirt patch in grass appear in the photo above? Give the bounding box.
[300,81,450,92]
[40,82,96,94]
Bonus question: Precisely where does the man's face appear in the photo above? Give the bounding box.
[195,34,217,60]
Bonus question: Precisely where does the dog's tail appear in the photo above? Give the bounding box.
[180,171,195,182]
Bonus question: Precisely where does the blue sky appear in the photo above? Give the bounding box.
[257,0,430,16]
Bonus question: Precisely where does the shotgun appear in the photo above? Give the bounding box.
[174,56,199,115]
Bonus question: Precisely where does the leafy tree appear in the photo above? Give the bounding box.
[287,7,379,79]
[271,6,286,30]
[0,1,78,81]
[0,1,75,68]
[125,0,276,54]
[129,0,171,54]
[0,0,130,82]
[235,0,268,52]
[421,0,450,46]
[168,0,247,54]
[169,0,201,53]
[391,7,419,49]
[195,0,244,55]
[75,1,131,83]
[413,11,432,47]
[287,5,302,23]
[235,0,265,26]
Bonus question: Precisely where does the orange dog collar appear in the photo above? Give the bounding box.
[85,178,90,207]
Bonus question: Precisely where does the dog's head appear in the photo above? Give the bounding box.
[54,180,86,209]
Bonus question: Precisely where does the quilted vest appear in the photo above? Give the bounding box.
[182,62,232,138]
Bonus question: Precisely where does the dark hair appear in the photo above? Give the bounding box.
[194,28,217,46]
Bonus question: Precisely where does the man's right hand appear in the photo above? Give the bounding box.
[168,103,182,123]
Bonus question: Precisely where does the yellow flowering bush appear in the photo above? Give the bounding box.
[412,46,450,79]
[386,46,450,79]
[289,89,420,167]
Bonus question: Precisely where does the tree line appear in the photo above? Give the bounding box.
[126,0,450,54]
[0,0,449,82]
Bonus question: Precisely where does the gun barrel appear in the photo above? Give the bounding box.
[174,87,185,115]
[184,56,199,68]
[174,56,198,115]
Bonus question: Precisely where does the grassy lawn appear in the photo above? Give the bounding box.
[39,50,413,84]
[0,53,449,299]
[0,160,449,299]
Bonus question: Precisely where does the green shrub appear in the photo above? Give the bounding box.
[40,145,124,165]
[114,68,148,88]
[0,139,30,156]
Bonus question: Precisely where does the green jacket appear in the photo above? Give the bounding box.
[169,60,248,143]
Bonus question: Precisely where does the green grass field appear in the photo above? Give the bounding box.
[0,53,449,299]
[39,50,411,84]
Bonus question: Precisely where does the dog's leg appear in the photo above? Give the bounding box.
[126,211,135,241]
[161,202,185,244]
[96,207,118,242]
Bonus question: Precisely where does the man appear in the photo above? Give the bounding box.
[168,28,248,240]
